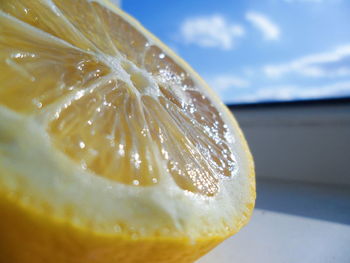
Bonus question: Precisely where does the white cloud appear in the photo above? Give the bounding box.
[208,75,250,91]
[111,0,121,7]
[284,0,329,3]
[264,44,350,78]
[179,15,245,50]
[231,81,350,103]
[245,11,280,40]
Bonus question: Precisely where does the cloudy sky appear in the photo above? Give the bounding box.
[121,0,350,104]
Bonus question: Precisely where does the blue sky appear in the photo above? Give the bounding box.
[121,0,350,104]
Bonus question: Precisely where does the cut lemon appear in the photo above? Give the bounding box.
[0,0,255,262]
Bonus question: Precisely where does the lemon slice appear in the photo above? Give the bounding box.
[0,0,255,262]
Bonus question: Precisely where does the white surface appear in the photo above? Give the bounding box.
[198,209,350,263]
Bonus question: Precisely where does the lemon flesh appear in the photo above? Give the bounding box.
[0,0,255,262]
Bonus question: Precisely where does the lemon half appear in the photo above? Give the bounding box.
[0,0,255,262]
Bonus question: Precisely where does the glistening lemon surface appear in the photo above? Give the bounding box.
[0,0,255,262]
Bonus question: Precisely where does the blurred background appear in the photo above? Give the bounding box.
[120,0,350,104]
[117,0,350,262]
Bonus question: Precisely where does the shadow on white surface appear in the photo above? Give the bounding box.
[197,179,350,263]
[255,179,350,225]
[198,208,350,263]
